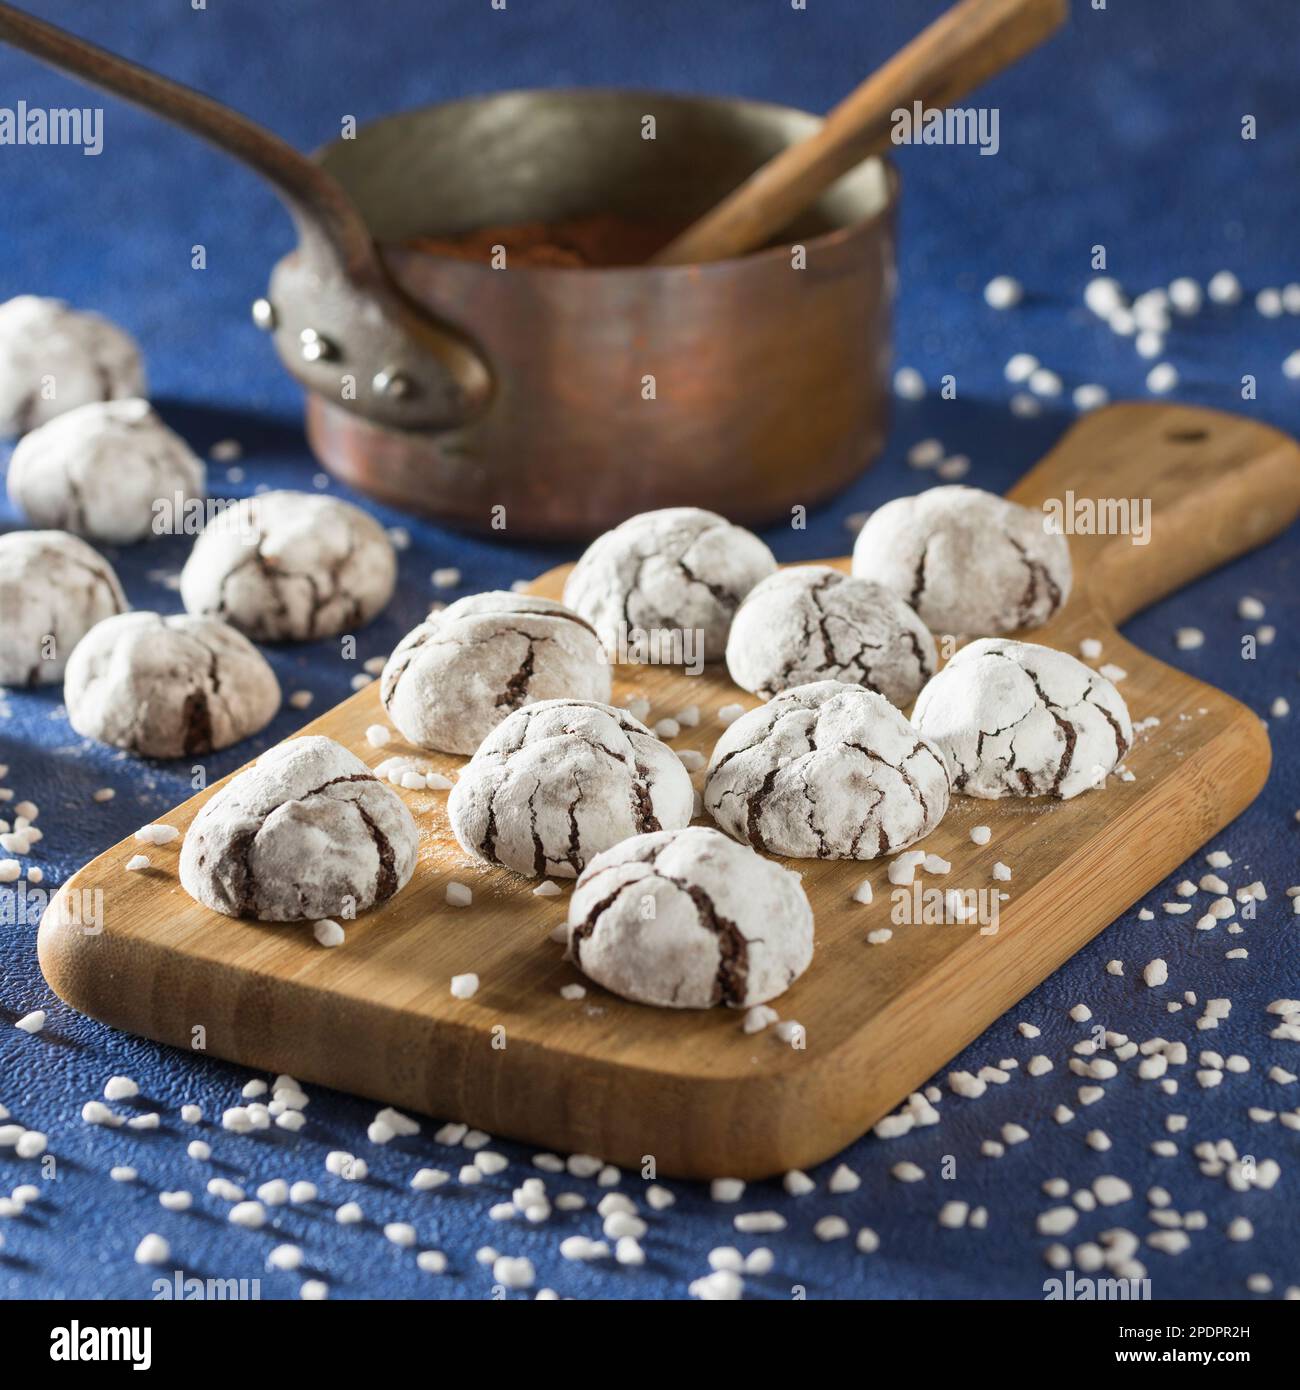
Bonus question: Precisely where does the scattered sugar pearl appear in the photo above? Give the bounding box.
[710,1178,745,1203]
[936,454,970,481]
[1145,363,1178,394]
[983,275,1023,309]
[1283,349,1300,380]
[1168,277,1202,314]
[1143,959,1169,988]
[1135,330,1164,360]
[93,788,116,803]
[14,1010,45,1034]
[907,437,944,467]
[111,1165,138,1182]
[893,366,924,400]
[1010,391,1041,417]
[300,1280,329,1300]
[866,928,892,946]
[431,567,462,589]
[1175,627,1204,650]
[1072,383,1108,412]
[1256,288,1284,317]
[717,702,746,725]
[1207,270,1242,304]
[125,854,150,872]
[187,1140,211,1161]
[1028,367,1062,397]
[134,1234,170,1266]
[135,823,180,846]
[654,717,680,740]
[1079,638,1103,659]
[312,919,345,948]
[851,879,873,906]
[1099,662,1127,683]
[289,690,313,710]
[365,724,392,748]
[446,881,472,908]
[417,1250,448,1274]
[104,1076,139,1101]
[450,973,480,1000]
[1271,697,1291,717]
[1084,277,1125,317]
[969,825,992,847]
[1237,595,1265,620]
[992,861,1011,882]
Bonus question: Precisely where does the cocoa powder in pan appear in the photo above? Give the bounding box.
[405,212,682,268]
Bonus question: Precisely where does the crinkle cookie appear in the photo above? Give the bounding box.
[447,699,694,878]
[65,612,280,758]
[8,398,205,544]
[704,680,950,860]
[180,490,396,641]
[562,507,776,663]
[179,735,418,921]
[911,638,1132,800]
[566,826,814,1009]
[726,565,936,706]
[0,529,127,686]
[851,485,1071,636]
[380,592,610,755]
[0,295,146,436]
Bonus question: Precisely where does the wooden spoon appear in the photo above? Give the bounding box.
[653,0,1068,266]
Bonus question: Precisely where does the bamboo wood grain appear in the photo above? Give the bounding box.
[652,0,1068,266]
[38,403,1300,1178]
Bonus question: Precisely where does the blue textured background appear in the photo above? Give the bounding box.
[1,0,1297,1301]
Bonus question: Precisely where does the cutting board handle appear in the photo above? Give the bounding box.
[1007,401,1300,626]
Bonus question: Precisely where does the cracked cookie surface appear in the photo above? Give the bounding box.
[179,735,418,921]
[851,485,1071,637]
[447,698,694,879]
[566,826,814,1009]
[180,490,396,642]
[0,530,127,686]
[65,611,281,758]
[704,680,950,860]
[726,565,937,706]
[0,296,146,437]
[8,398,205,544]
[912,638,1132,800]
[562,507,776,664]
[380,591,610,755]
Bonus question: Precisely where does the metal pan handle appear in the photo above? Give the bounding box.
[0,2,491,430]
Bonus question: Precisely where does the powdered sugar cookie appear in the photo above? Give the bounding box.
[562,507,776,663]
[380,592,609,755]
[726,565,936,706]
[566,826,814,1009]
[0,530,127,686]
[704,681,949,859]
[180,490,395,641]
[447,699,694,878]
[65,612,280,757]
[0,295,146,435]
[179,735,417,920]
[851,485,1071,636]
[8,398,205,544]
[912,638,1132,799]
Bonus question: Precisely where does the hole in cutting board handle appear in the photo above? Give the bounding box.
[1165,427,1210,442]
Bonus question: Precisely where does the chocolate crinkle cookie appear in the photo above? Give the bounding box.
[179,735,418,921]
[726,565,936,706]
[447,698,694,878]
[381,591,610,755]
[566,826,814,1009]
[0,295,146,436]
[912,638,1132,800]
[180,490,396,641]
[7,398,205,544]
[0,529,127,686]
[65,612,280,758]
[704,680,950,860]
[851,485,1071,637]
[562,507,776,664]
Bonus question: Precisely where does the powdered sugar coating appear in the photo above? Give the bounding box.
[381,592,610,755]
[726,565,936,706]
[65,612,280,758]
[8,398,205,544]
[562,507,776,663]
[0,296,146,436]
[447,699,694,878]
[704,681,950,860]
[0,530,127,686]
[180,490,395,641]
[851,485,1071,636]
[566,826,813,1009]
[912,638,1132,800]
[180,735,417,921]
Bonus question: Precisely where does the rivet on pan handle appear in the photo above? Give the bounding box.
[0,2,493,431]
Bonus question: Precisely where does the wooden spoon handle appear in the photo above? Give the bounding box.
[1008,402,1300,627]
[653,0,1068,266]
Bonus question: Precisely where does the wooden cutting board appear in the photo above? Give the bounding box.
[38,402,1300,1178]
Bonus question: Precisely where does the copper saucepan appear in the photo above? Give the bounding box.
[0,4,898,538]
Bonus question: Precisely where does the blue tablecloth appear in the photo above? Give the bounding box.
[1,0,1297,1301]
